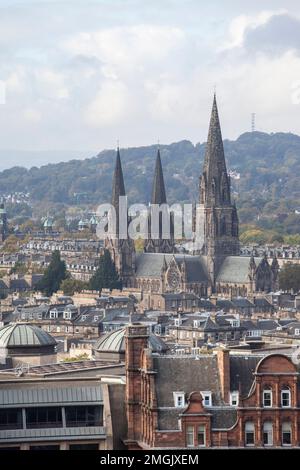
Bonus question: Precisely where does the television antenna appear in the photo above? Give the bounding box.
[14,363,30,377]
[251,113,256,132]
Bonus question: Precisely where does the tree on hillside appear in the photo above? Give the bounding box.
[89,249,121,292]
[60,278,88,296]
[0,235,20,254]
[279,263,300,293]
[36,250,68,296]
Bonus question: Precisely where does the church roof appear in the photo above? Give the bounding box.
[216,256,262,283]
[135,253,209,282]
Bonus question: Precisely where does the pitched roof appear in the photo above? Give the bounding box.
[135,253,208,282]
[229,355,260,397]
[153,355,223,408]
[216,256,262,283]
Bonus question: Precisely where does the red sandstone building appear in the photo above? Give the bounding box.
[124,324,299,449]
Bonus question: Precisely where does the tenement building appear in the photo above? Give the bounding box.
[124,324,300,449]
[105,96,278,298]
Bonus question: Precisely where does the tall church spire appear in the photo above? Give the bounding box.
[105,147,135,288]
[151,148,167,205]
[201,94,231,206]
[112,147,126,207]
[144,148,175,254]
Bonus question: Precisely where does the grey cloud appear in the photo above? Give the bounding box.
[243,14,300,56]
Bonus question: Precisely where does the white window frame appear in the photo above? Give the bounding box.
[295,329,300,336]
[63,310,72,320]
[263,389,273,408]
[49,310,57,319]
[263,421,273,447]
[245,422,255,447]
[173,392,185,408]
[281,389,291,408]
[282,422,292,447]
[230,391,239,407]
[186,425,195,448]
[201,391,212,407]
[197,425,206,448]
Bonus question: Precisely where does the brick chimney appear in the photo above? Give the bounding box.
[216,348,230,404]
[125,324,149,448]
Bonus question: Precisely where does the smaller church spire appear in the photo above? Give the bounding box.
[111,147,126,207]
[151,148,167,205]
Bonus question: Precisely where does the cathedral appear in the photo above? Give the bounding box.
[105,95,279,299]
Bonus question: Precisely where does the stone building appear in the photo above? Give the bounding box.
[105,96,278,298]
[124,324,300,449]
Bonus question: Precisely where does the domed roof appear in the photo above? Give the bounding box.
[94,327,168,354]
[0,323,57,348]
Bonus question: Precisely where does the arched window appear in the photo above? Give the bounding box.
[282,422,292,446]
[281,388,291,408]
[263,387,273,408]
[245,421,255,447]
[263,421,273,447]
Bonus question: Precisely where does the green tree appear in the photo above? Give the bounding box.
[279,263,300,293]
[36,250,68,296]
[60,278,88,296]
[89,249,121,292]
[240,229,268,245]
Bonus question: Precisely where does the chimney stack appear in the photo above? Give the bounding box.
[125,324,149,447]
[216,348,230,404]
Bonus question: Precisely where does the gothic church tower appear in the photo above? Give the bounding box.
[105,148,135,287]
[196,95,240,285]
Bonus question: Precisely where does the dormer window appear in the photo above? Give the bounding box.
[230,391,239,407]
[49,309,58,319]
[263,388,272,408]
[201,391,212,407]
[63,310,72,320]
[173,392,185,408]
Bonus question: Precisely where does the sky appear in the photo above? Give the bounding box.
[0,0,300,167]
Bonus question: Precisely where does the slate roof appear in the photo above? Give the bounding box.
[153,355,223,409]
[256,320,280,331]
[135,253,208,282]
[253,297,273,308]
[231,298,254,308]
[229,355,261,397]
[211,409,238,429]
[216,256,262,283]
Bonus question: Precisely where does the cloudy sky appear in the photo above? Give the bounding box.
[0,0,300,167]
